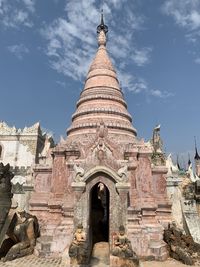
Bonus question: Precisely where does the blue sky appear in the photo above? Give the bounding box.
[0,0,200,166]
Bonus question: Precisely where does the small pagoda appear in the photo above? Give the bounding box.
[29,14,171,265]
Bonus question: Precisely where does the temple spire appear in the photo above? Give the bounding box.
[194,136,200,160]
[176,154,181,170]
[188,153,191,166]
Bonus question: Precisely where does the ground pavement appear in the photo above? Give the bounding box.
[142,260,200,267]
[0,255,200,267]
[0,255,64,267]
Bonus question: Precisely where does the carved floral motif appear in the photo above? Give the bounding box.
[73,164,85,182]
[19,140,36,155]
[117,165,128,182]
[0,122,40,136]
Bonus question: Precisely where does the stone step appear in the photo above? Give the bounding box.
[90,242,110,266]
[35,236,53,257]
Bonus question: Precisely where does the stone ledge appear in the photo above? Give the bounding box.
[152,166,168,174]
[71,182,86,191]
[116,182,131,190]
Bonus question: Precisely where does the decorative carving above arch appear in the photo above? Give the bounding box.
[82,165,125,184]
[71,165,131,193]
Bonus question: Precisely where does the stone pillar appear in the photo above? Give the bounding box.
[115,182,130,226]
[29,165,52,214]
[136,153,156,210]
[51,151,67,197]
[71,182,86,227]
[152,166,168,199]
[127,154,138,207]
[152,166,171,227]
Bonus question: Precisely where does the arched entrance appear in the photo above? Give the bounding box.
[72,171,129,265]
[90,182,109,245]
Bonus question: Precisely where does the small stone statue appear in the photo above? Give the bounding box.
[68,224,88,265]
[152,125,162,153]
[112,225,139,266]
[1,210,39,261]
[151,125,166,166]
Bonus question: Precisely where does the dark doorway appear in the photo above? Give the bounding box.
[90,182,109,244]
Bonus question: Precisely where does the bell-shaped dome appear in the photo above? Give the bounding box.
[67,15,137,139]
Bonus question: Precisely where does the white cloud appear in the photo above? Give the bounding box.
[0,0,35,29]
[108,0,126,9]
[56,81,66,88]
[118,74,148,94]
[41,0,171,99]
[7,44,29,59]
[118,72,173,99]
[162,0,200,64]
[195,58,200,64]
[22,0,35,13]
[42,15,96,80]
[162,0,200,30]
[132,48,152,67]
[42,2,147,79]
[150,89,174,98]
[162,0,200,49]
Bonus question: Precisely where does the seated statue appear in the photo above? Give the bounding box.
[68,224,88,265]
[112,225,139,265]
[1,209,39,262]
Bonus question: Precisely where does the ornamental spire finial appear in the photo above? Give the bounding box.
[97,9,108,34]
[97,10,108,47]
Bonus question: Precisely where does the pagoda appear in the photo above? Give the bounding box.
[29,14,171,265]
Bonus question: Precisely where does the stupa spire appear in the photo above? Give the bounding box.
[176,154,181,170]
[67,10,137,138]
[188,153,191,166]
